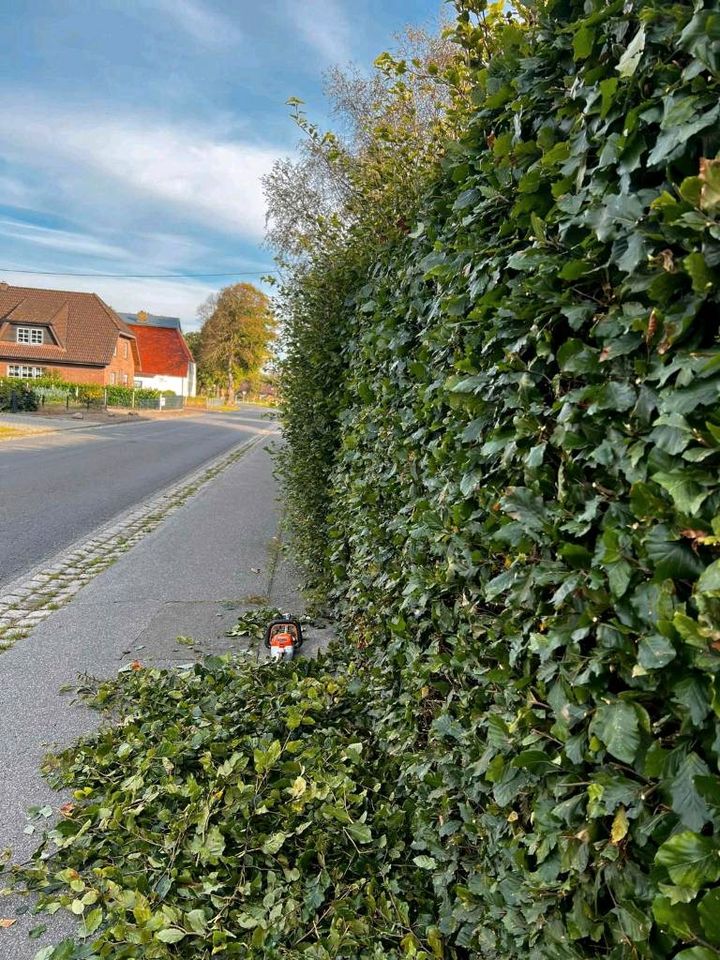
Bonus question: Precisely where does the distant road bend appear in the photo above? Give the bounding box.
[0,408,274,590]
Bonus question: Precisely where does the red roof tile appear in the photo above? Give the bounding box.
[0,284,136,366]
[128,324,193,377]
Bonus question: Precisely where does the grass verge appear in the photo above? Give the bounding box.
[0,425,49,441]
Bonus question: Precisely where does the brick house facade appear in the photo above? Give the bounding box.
[0,283,140,385]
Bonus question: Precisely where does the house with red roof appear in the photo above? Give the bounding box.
[0,282,139,385]
[120,311,196,397]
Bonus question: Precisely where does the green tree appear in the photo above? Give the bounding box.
[183,329,202,360]
[197,283,275,401]
[183,329,218,396]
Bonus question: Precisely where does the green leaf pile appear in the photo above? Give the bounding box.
[12,1,720,957]
[15,657,427,959]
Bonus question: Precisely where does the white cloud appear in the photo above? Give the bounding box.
[136,0,242,46]
[0,98,281,239]
[284,0,352,64]
[127,231,210,270]
[92,275,220,329]
[0,219,129,260]
[0,175,33,206]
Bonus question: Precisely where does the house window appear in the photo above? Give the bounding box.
[123,340,129,359]
[113,344,117,357]
[16,326,44,345]
[122,373,129,386]
[110,372,117,385]
[8,364,45,379]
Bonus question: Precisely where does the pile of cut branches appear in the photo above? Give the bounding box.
[12,654,439,959]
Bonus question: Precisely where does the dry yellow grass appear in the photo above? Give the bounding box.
[0,425,48,442]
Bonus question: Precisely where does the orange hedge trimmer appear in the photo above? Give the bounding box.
[264,616,303,661]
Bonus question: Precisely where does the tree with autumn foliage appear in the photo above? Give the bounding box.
[197,283,276,401]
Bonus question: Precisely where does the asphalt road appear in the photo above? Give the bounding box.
[0,408,274,589]
[0,427,324,959]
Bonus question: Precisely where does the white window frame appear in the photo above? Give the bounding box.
[123,340,129,359]
[16,326,45,345]
[8,364,45,379]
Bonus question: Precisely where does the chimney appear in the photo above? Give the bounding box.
[137,310,148,322]
[0,282,8,290]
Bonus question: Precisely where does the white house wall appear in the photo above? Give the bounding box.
[134,372,196,397]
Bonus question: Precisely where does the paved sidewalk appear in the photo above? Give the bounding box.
[0,437,331,958]
[0,412,114,431]
[0,409,196,432]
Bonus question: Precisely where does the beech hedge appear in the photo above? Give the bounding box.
[280,0,720,955]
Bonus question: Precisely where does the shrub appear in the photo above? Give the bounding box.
[0,378,38,411]
[103,384,160,407]
[0,376,161,408]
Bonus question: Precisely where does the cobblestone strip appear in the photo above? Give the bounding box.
[0,431,271,652]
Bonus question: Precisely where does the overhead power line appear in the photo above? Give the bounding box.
[0,266,277,279]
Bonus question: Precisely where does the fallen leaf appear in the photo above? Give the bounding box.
[288,776,307,799]
[0,919,17,929]
[130,660,143,671]
[59,803,75,818]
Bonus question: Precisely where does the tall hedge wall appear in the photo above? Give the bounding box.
[281,0,720,956]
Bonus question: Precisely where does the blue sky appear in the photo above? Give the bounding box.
[1,0,444,328]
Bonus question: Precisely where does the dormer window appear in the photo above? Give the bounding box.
[16,326,44,345]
